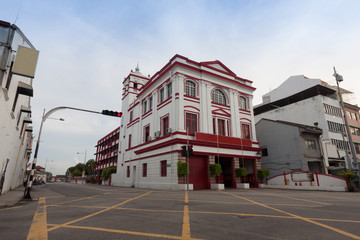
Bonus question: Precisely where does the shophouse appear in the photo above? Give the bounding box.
[0,20,39,194]
[254,75,355,175]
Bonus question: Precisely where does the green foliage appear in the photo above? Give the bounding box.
[235,168,247,177]
[72,169,82,177]
[85,159,95,175]
[257,169,270,178]
[177,161,188,176]
[102,166,117,180]
[209,164,222,176]
[338,170,358,181]
[86,177,95,183]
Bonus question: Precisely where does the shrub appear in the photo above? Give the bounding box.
[338,170,358,181]
[102,166,117,180]
[257,169,270,178]
[86,177,95,183]
[235,168,247,177]
[209,164,222,176]
[177,161,187,176]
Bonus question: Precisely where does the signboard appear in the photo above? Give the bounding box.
[12,46,39,78]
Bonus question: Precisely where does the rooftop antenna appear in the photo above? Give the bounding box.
[14,6,22,24]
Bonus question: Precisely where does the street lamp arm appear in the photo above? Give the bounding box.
[43,106,102,122]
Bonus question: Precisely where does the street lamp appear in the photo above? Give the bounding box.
[77,150,87,184]
[24,105,121,199]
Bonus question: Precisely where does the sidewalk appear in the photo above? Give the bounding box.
[0,186,25,209]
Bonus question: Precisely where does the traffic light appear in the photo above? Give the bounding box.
[102,110,122,117]
[181,146,187,157]
[188,145,193,157]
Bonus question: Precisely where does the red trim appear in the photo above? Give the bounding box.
[127,117,140,128]
[142,110,152,120]
[212,108,231,117]
[138,56,256,98]
[157,97,172,110]
[184,98,200,104]
[184,105,200,112]
[125,150,178,162]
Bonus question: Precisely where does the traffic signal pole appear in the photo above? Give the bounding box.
[24,106,121,199]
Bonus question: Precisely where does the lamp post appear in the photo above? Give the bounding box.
[333,68,359,171]
[77,150,87,184]
[24,106,105,199]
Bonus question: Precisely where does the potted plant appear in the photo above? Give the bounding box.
[209,164,224,190]
[177,161,187,184]
[257,169,270,183]
[235,168,249,189]
[339,170,358,192]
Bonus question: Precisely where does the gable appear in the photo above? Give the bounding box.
[212,108,231,117]
[200,60,236,76]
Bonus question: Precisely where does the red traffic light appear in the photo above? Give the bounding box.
[102,110,122,117]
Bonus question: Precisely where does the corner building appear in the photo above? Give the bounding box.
[111,55,261,190]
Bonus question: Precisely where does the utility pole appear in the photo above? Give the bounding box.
[333,68,359,172]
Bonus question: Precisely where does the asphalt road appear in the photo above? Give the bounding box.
[1,183,360,239]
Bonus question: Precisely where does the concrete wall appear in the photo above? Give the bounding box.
[256,119,305,178]
[265,171,347,191]
[0,23,35,194]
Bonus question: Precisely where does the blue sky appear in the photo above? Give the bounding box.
[2,0,360,175]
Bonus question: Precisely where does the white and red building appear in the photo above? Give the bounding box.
[94,127,120,181]
[111,55,261,190]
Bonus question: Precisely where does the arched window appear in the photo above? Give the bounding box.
[185,80,196,97]
[239,96,247,110]
[212,89,226,105]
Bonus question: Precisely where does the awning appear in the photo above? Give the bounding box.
[18,81,33,97]
[25,126,33,132]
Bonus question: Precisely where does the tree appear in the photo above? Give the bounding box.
[85,159,95,175]
[72,169,82,177]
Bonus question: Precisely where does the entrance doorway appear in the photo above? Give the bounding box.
[189,156,209,190]
[217,157,234,188]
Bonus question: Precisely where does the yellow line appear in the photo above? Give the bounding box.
[47,224,202,240]
[223,191,360,239]
[47,191,152,232]
[27,197,47,240]
[46,195,100,207]
[249,190,331,206]
[182,191,191,239]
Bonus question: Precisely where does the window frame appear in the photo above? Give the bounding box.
[239,96,248,110]
[185,80,196,97]
[160,160,167,177]
[167,82,172,99]
[212,89,227,105]
[185,112,198,135]
[142,163,147,177]
[159,88,165,103]
[241,123,251,139]
[144,125,150,142]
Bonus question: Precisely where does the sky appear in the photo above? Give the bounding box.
[2,0,360,175]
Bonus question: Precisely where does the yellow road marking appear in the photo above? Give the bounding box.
[224,191,360,239]
[47,224,202,240]
[47,191,152,232]
[249,190,331,206]
[46,195,100,207]
[182,191,191,239]
[27,197,47,240]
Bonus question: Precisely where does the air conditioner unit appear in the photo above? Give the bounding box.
[146,136,152,141]
[154,131,160,138]
[165,128,172,134]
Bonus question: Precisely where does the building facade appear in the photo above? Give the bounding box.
[0,20,39,194]
[254,75,354,175]
[94,127,120,181]
[256,119,324,178]
[111,55,261,190]
[344,102,360,162]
